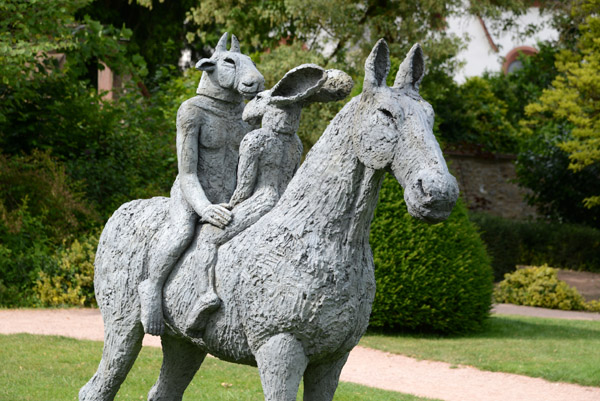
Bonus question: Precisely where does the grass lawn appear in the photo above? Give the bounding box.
[0,333,438,401]
[361,315,600,387]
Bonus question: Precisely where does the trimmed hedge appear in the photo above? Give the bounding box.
[470,213,600,281]
[369,176,493,334]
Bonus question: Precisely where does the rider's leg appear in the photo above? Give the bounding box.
[139,181,197,336]
[183,231,221,333]
[184,190,278,333]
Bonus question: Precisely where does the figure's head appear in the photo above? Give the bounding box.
[195,32,265,101]
[352,39,459,223]
[243,64,353,134]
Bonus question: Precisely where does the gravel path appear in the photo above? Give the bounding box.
[1,307,599,401]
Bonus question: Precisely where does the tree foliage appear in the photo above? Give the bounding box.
[77,0,200,84]
[186,0,531,72]
[523,0,600,209]
[0,0,182,218]
[0,0,189,306]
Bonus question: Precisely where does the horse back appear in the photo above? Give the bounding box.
[94,197,170,322]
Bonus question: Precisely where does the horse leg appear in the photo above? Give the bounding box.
[79,319,145,401]
[302,352,350,401]
[147,334,206,401]
[255,333,309,401]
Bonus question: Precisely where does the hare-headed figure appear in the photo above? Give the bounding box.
[184,64,354,333]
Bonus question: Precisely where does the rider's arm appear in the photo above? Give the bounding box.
[228,132,261,208]
[177,100,232,228]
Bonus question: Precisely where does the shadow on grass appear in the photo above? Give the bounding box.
[0,333,438,401]
[366,315,600,341]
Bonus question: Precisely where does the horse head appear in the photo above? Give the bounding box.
[195,32,265,102]
[352,39,459,223]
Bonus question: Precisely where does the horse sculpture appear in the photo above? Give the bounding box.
[80,39,459,401]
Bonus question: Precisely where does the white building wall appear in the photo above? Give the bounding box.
[446,8,558,82]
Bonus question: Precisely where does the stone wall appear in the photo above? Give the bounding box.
[446,152,537,220]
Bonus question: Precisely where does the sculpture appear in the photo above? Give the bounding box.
[138,32,264,336]
[80,39,459,401]
[184,63,353,333]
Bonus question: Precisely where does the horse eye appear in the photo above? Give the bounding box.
[379,108,394,120]
[224,58,235,66]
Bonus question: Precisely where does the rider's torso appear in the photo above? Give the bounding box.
[191,95,251,204]
[253,129,302,199]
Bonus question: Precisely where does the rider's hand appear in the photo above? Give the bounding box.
[201,204,232,228]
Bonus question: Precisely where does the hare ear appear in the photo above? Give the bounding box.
[304,69,354,104]
[393,43,425,91]
[270,64,327,105]
[363,39,390,94]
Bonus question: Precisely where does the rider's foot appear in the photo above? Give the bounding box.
[184,292,221,333]
[138,279,165,336]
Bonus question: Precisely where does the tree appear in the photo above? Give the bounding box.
[77,0,201,86]
[0,0,185,306]
[522,0,600,211]
[186,0,532,70]
[0,0,177,217]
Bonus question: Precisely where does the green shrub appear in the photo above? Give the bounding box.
[494,265,600,312]
[440,76,518,153]
[369,176,493,334]
[0,202,59,307]
[0,151,98,242]
[0,152,100,307]
[34,232,98,307]
[470,213,600,280]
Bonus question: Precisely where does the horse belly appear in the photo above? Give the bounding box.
[235,237,376,362]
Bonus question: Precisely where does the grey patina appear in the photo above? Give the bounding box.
[138,32,264,336]
[80,39,459,401]
[183,63,353,333]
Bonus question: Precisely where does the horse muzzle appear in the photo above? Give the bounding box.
[403,170,459,224]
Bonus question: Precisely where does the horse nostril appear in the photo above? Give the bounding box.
[242,81,254,87]
[416,179,427,197]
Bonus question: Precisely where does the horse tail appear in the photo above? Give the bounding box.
[94,197,170,323]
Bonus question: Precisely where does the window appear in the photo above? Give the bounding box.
[502,46,538,74]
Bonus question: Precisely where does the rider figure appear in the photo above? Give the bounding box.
[137,33,263,336]
[183,64,344,333]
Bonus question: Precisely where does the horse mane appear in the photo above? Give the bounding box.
[264,96,363,232]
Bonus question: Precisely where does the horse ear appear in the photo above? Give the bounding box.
[195,58,216,72]
[393,43,425,91]
[215,32,228,52]
[363,39,390,93]
[230,34,241,53]
[270,64,327,105]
